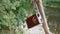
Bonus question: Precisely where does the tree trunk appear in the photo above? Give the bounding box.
[35,0,50,34]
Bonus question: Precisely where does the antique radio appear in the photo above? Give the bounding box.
[26,12,42,29]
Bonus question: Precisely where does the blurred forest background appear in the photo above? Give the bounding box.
[0,0,60,34]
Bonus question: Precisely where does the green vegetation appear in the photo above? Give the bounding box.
[0,0,32,34]
[45,0,60,34]
[0,0,60,34]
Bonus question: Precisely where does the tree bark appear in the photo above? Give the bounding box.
[35,0,50,34]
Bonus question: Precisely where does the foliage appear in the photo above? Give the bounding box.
[45,0,60,8]
[44,0,60,33]
[0,0,33,34]
[0,0,60,34]
[43,0,60,16]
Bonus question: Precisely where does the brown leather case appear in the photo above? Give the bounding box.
[26,14,39,29]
